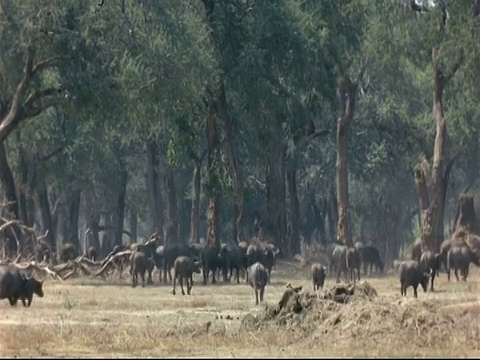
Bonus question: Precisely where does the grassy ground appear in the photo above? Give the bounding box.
[1,261,480,358]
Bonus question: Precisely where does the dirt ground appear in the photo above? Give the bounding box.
[1,260,480,358]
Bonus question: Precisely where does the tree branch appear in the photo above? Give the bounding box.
[31,56,67,78]
[0,45,35,143]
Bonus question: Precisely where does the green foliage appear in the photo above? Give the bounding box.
[2,0,480,247]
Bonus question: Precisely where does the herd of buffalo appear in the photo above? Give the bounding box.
[1,233,479,307]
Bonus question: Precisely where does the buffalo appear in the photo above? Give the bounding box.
[399,260,429,298]
[172,256,202,295]
[247,262,268,305]
[311,263,326,291]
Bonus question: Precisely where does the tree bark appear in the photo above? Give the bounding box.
[56,204,68,251]
[205,103,221,249]
[67,189,81,249]
[129,208,137,244]
[336,68,364,247]
[201,0,245,244]
[327,193,337,244]
[418,48,461,252]
[101,214,114,256]
[165,169,179,244]
[16,130,32,226]
[266,146,287,255]
[190,161,202,243]
[84,190,101,254]
[217,83,245,244]
[114,168,128,247]
[36,178,55,250]
[286,161,300,256]
[0,142,19,220]
[146,141,164,236]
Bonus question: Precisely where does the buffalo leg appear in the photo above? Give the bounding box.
[454,268,460,282]
[260,286,265,302]
[254,288,259,305]
[141,271,145,287]
[172,275,177,295]
[21,298,27,307]
[180,277,185,295]
[188,275,193,295]
[27,296,32,307]
[413,285,418,298]
[430,273,435,291]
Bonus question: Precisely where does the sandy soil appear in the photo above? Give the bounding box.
[1,260,480,358]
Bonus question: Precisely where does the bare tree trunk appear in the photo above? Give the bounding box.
[201,0,245,244]
[417,49,461,252]
[101,214,114,256]
[217,83,245,244]
[146,141,163,236]
[68,189,81,249]
[336,68,365,248]
[266,146,287,255]
[85,190,100,254]
[129,208,137,244]
[286,161,300,256]
[327,194,336,244]
[36,178,55,250]
[0,142,19,220]
[16,130,32,226]
[190,161,202,243]
[205,104,221,249]
[56,205,68,252]
[114,168,128,247]
[165,169,179,244]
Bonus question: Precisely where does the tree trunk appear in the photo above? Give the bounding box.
[0,142,19,220]
[16,130,32,226]
[205,102,221,249]
[190,161,202,243]
[201,0,245,244]
[327,194,336,244]
[84,190,100,254]
[129,208,137,244]
[114,167,128,247]
[67,189,81,249]
[146,141,163,237]
[286,161,300,257]
[336,74,362,248]
[418,48,460,252]
[36,178,55,250]
[217,82,245,244]
[56,205,68,252]
[315,197,327,246]
[165,169,179,244]
[101,213,114,256]
[266,146,287,255]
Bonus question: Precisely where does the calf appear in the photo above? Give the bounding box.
[399,260,429,298]
[172,256,202,295]
[247,262,268,305]
[311,263,326,291]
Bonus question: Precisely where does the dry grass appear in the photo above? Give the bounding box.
[1,261,480,357]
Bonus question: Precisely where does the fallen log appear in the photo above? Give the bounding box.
[95,250,132,277]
